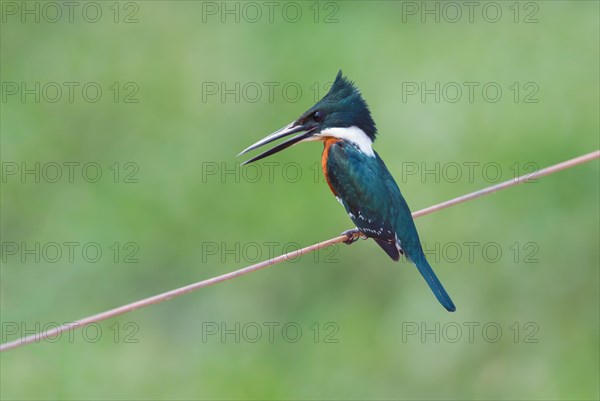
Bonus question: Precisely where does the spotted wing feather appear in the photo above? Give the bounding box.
[324,141,456,311]
[325,141,407,258]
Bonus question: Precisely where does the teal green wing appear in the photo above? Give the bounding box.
[325,142,406,259]
[325,141,456,311]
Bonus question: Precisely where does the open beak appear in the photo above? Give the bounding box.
[238,121,318,165]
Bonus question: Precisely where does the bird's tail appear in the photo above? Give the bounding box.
[412,255,456,312]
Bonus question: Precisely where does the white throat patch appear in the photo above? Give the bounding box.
[317,126,375,157]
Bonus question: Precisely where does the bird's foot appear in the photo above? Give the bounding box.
[342,228,367,245]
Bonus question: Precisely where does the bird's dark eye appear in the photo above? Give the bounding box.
[313,111,324,122]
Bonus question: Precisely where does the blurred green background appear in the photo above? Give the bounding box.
[1,1,599,400]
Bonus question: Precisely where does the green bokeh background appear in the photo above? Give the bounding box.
[1,1,599,400]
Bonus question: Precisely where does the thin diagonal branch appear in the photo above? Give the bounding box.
[1,150,598,352]
[413,150,599,217]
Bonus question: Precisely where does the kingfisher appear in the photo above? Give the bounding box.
[238,71,456,312]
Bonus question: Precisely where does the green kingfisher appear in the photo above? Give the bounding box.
[238,71,456,312]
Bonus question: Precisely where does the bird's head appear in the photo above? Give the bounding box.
[239,70,377,164]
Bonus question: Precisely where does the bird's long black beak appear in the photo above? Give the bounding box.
[238,121,317,165]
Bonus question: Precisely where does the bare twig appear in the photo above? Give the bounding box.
[1,150,598,352]
[413,150,599,217]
